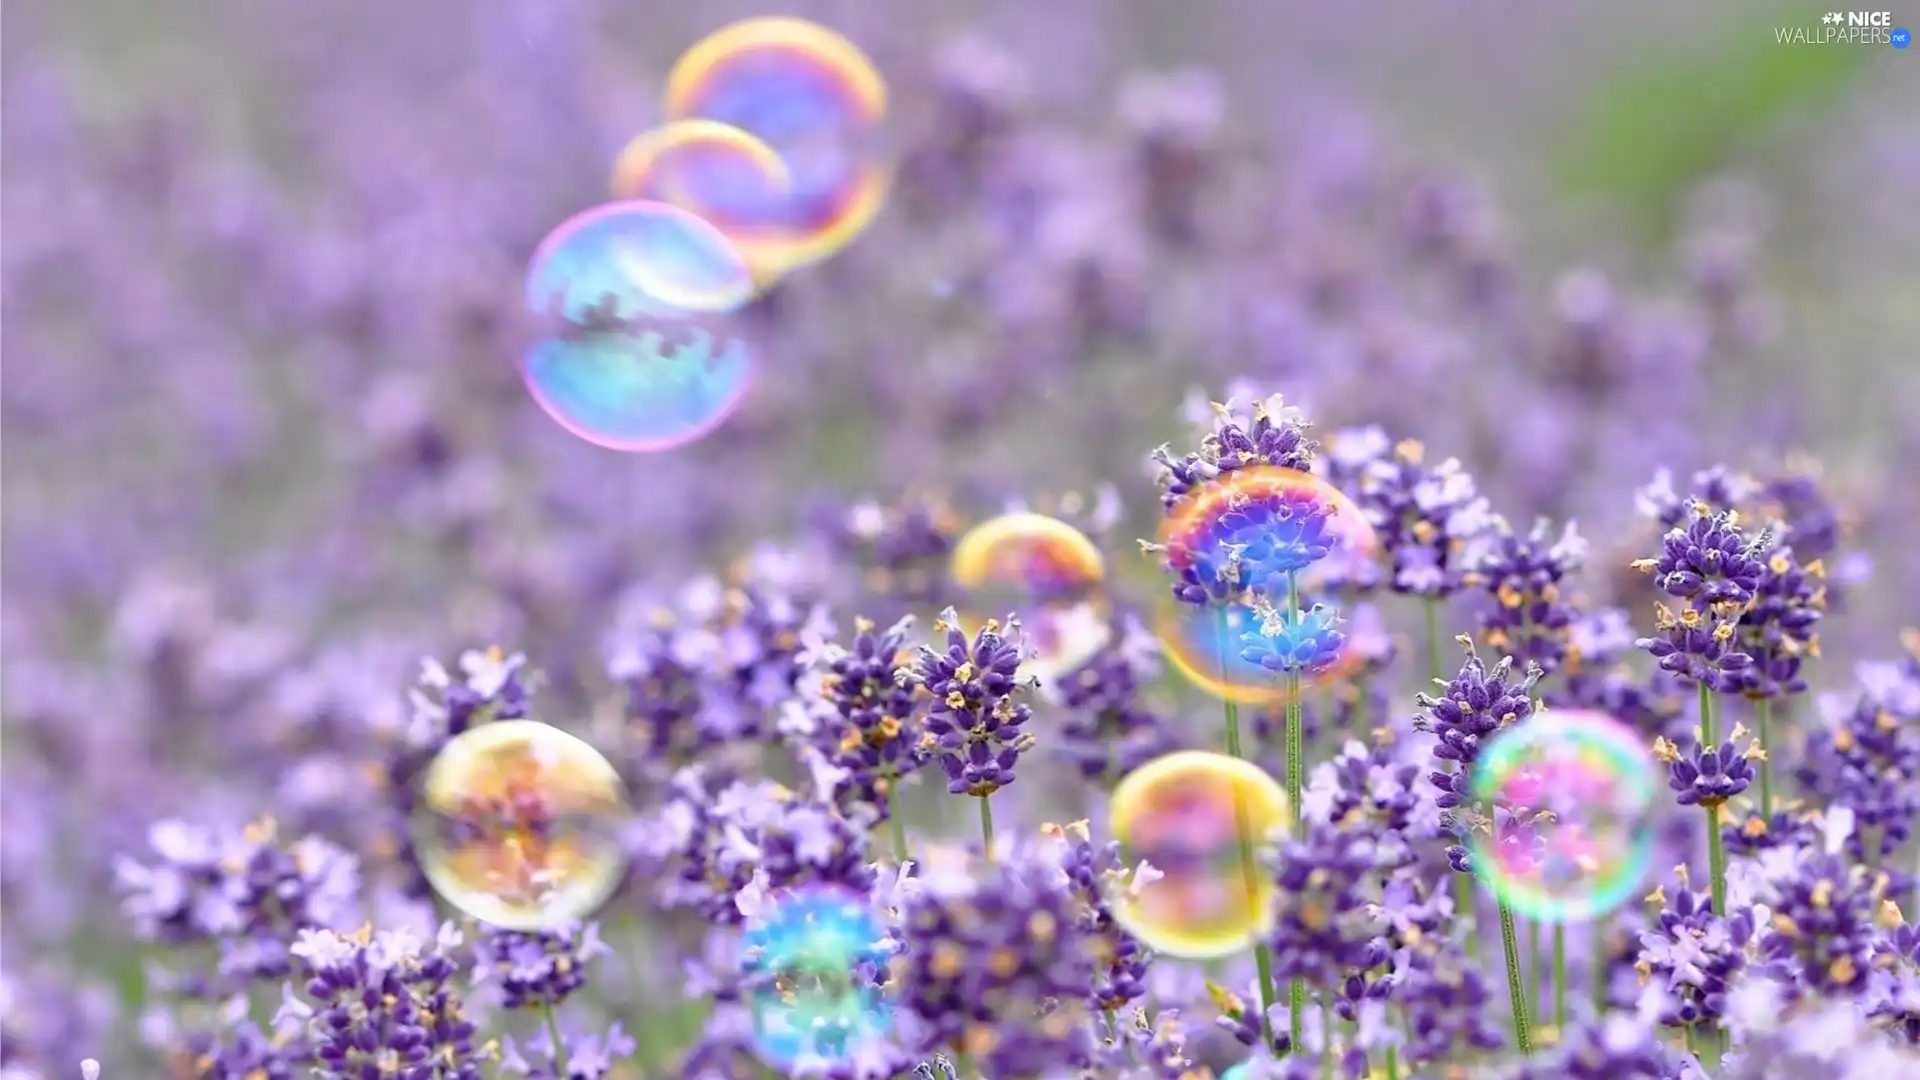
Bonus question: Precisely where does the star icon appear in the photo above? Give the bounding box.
[1824,11,1843,23]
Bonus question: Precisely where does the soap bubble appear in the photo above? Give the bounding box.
[742,885,896,1072]
[949,512,1110,683]
[1154,467,1377,702]
[522,201,756,450]
[1109,750,1289,959]
[609,120,795,287]
[665,16,889,276]
[413,720,629,931]
[1465,709,1660,924]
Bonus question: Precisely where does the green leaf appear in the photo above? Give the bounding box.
[1555,20,1868,238]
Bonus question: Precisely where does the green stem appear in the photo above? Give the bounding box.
[1592,917,1610,1015]
[1284,573,1306,1054]
[978,794,995,859]
[542,1001,570,1075]
[888,792,909,863]
[1319,999,1335,1080]
[1756,696,1774,818]
[1552,923,1567,1034]
[1214,605,1282,1054]
[1497,900,1533,1055]
[1697,1025,1724,1071]
[1699,683,1727,916]
[1528,918,1542,1021]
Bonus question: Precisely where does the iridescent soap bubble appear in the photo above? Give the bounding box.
[1154,467,1378,703]
[609,121,795,286]
[1109,750,1289,959]
[665,16,889,276]
[742,885,896,1072]
[412,720,630,931]
[1465,710,1660,924]
[950,512,1111,683]
[522,201,756,450]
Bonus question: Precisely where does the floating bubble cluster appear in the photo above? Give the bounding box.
[1464,709,1661,924]
[1108,750,1290,959]
[522,18,886,451]
[412,720,630,931]
[521,202,758,451]
[1155,467,1378,702]
[661,16,890,281]
[949,512,1111,683]
[741,886,896,1071]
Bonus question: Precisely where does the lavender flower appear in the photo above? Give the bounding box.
[892,843,1095,1077]
[906,609,1037,797]
[1413,640,1543,871]
[279,923,490,1080]
[1462,517,1587,675]
[1150,394,1317,509]
[1330,432,1495,598]
[470,922,609,1010]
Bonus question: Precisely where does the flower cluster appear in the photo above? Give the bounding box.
[14,17,1920,1080]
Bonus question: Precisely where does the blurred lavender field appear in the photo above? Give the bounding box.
[4,1,1919,1078]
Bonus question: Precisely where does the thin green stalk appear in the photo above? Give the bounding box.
[1697,1025,1724,1071]
[1215,605,1282,1053]
[1320,999,1336,1080]
[978,794,995,859]
[1385,1045,1398,1080]
[542,1001,570,1075]
[888,793,909,862]
[1284,573,1306,1054]
[1527,918,1542,1020]
[1592,917,1610,1015]
[1756,696,1774,817]
[1699,683,1727,916]
[1497,900,1533,1055]
[1552,923,1568,1033]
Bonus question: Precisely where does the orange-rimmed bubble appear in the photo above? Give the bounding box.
[1154,467,1379,702]
[665,17,889,277]
[1109,751,1289,959]
[413,720,629,930]
[609,121,796,287]
[950,513,1111,683]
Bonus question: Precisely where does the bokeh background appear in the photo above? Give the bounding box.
[3,0,1917,1073]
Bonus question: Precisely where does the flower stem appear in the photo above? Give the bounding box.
[1552,923,1567,1034]
[1756,696,1774,817]
[1214,605,1282,1053]
[1591,917,1610,1015]
[1527,918,1542,1020]
[1497,900,1533,1055]
[542,1000,570,1076]
[1698,683,1727,916]
[1284,573,1306,1054]
[977,794,995,860]
[888,798,909,863]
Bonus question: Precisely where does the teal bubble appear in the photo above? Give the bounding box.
[521,201,757,451]
[520,327,751,452]
[526,200,758,321]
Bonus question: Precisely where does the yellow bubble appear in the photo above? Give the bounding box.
[664,17,890,276]
[950,513,1110,683]
[609,120,796,288]
[1109,751,1289,959]
[413,720,629,930]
